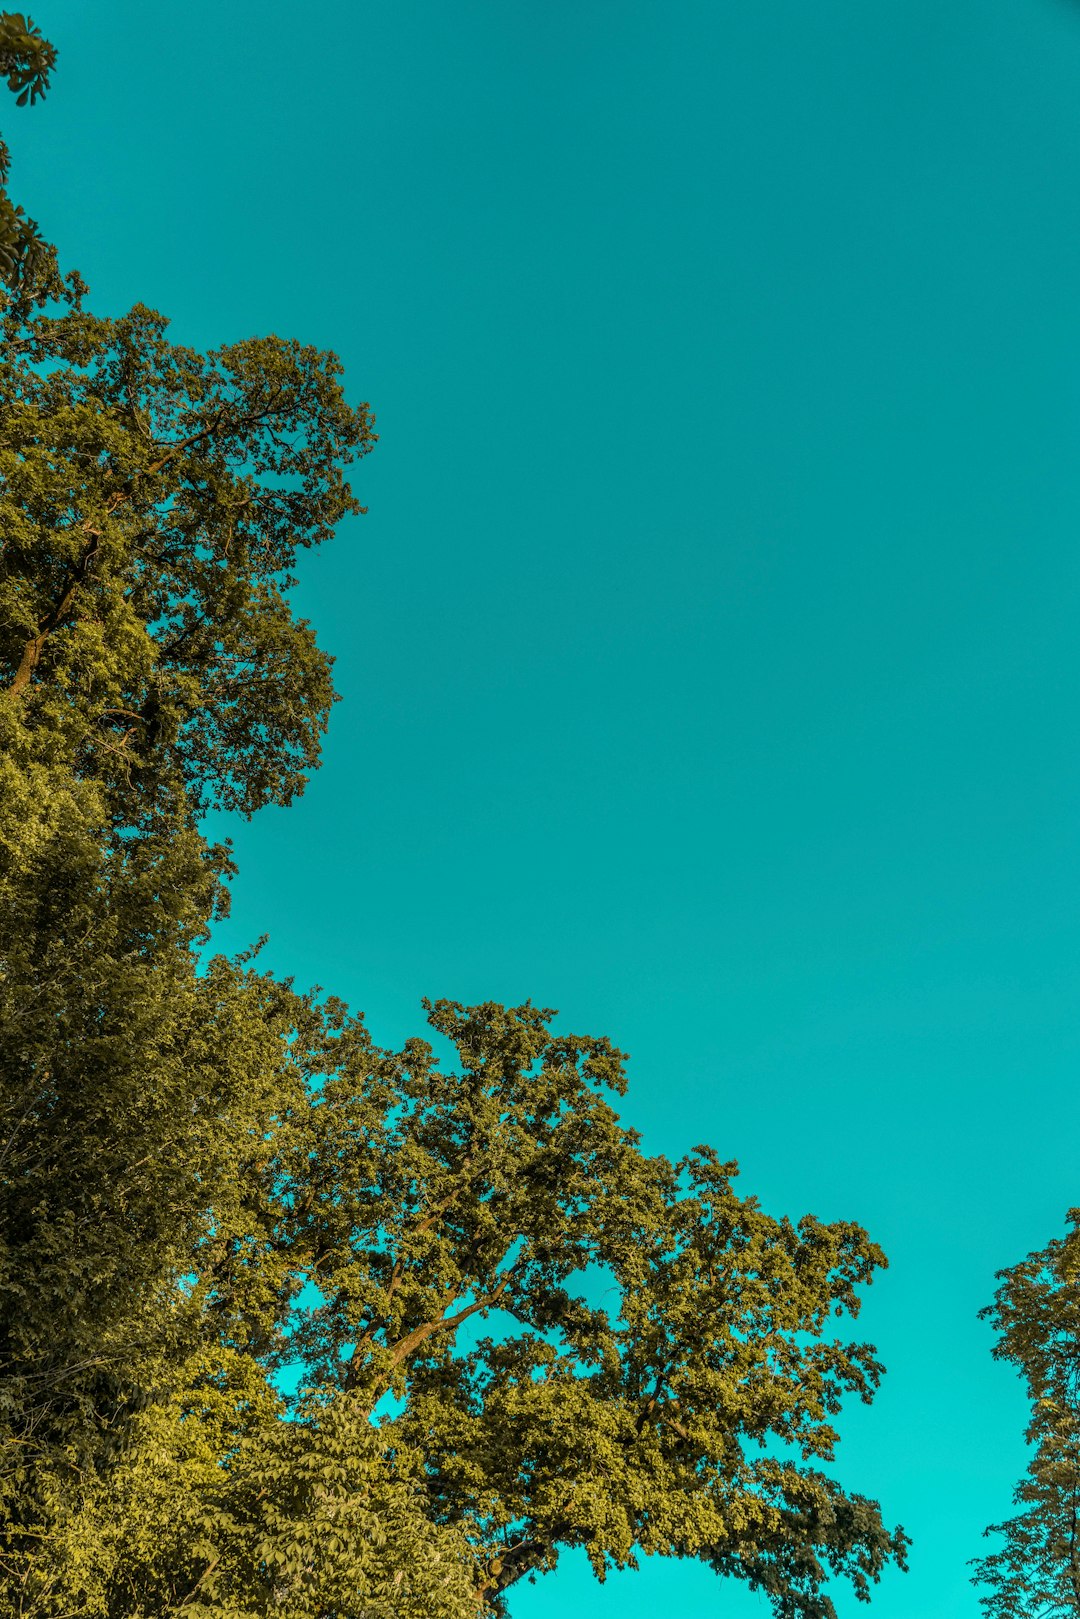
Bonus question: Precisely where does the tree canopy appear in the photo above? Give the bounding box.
[1,263,374,818]
[973,1215,1080,1617]
[0,15,907,1619]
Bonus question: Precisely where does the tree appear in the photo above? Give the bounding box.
[227,993,909,1617]
[974,1214,1080,1617]
[1,261,374,814]
[0,273,909,1615]
[0,12,55,284]
[0,243,397,1614]
[0,243,374,1419]
[5,974,909,1618]
[24,1379,481,1618]
[0,25,906,1619]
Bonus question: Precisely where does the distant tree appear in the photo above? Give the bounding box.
[974,1213,1080,1616]
[0,11,55,283]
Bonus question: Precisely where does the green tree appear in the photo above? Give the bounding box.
[5,973,909,1618]
[974,1214,1080,1617]
[0,255,395,1613]
[0,12,55,284]
[25,1375,480,1618]
[232,993,909,1617]
[0,27,906,1619]
[1,261,373,810]
[0,245,374,1426]
[0,266,909,1616]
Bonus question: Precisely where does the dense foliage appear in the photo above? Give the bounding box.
[974,1215,1080,1617]
[0,14,907,1618]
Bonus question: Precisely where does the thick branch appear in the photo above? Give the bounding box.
[9,526,102,696]
[489,1521,575,1593]
[387,1277,514,1369]
[346,1263,518,1394]
[345,1156,481,1361]
[635,1366,671,1435]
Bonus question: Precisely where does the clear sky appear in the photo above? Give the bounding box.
[19,0,1080,1612]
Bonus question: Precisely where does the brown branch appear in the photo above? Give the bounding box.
[635,1366,671,1435]
[347,1259,519,1395]
[8,525,102,696]
[487,1521,576,1593]
[100,706,148,723]
[344,1156,481,1365]
[175,1551,222,1608]
[413,1166,476,1239]
[351,1253,408,1354]
[663,1403,691,1443]
[138,416,225,481]
[388,1267,518,1368]
[632,1367,692,1445]
[134,389,285,481]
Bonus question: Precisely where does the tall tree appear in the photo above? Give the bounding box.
[0,248,389,1612]
[240,994,909,1617]
[9,982,909,1618]
[974,1214,1080,1617]
[0,265,909,1613]
[0,246,375,1429]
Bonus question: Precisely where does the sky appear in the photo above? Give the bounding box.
[17,0,1080,1612]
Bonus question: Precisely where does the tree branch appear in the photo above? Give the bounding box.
[489,1520,576,1593]
[387,1277,514,1368]
[8,524,103,695]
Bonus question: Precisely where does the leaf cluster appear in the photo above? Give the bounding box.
[0,12,55,283]
[1,269,375,821]
[25,1375,477,1619]
[974,1215,1080,1616]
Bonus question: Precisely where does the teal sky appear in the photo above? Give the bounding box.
[20,0,1080,1612]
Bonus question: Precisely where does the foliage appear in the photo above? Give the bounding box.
[974,1214,1080,1616]
[0,257,396,1613]
[243,994,909,1617]
[26,1373,478,1619]
[0,12,55,284]
[0,19,905,1619]
[0,259,374,819]
[3,967,908,1617]
[0,243,374,1442]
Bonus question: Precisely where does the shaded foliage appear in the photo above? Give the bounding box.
[0,247,374,1456]
[0,12,55,284]
[26,1379,478,1619]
